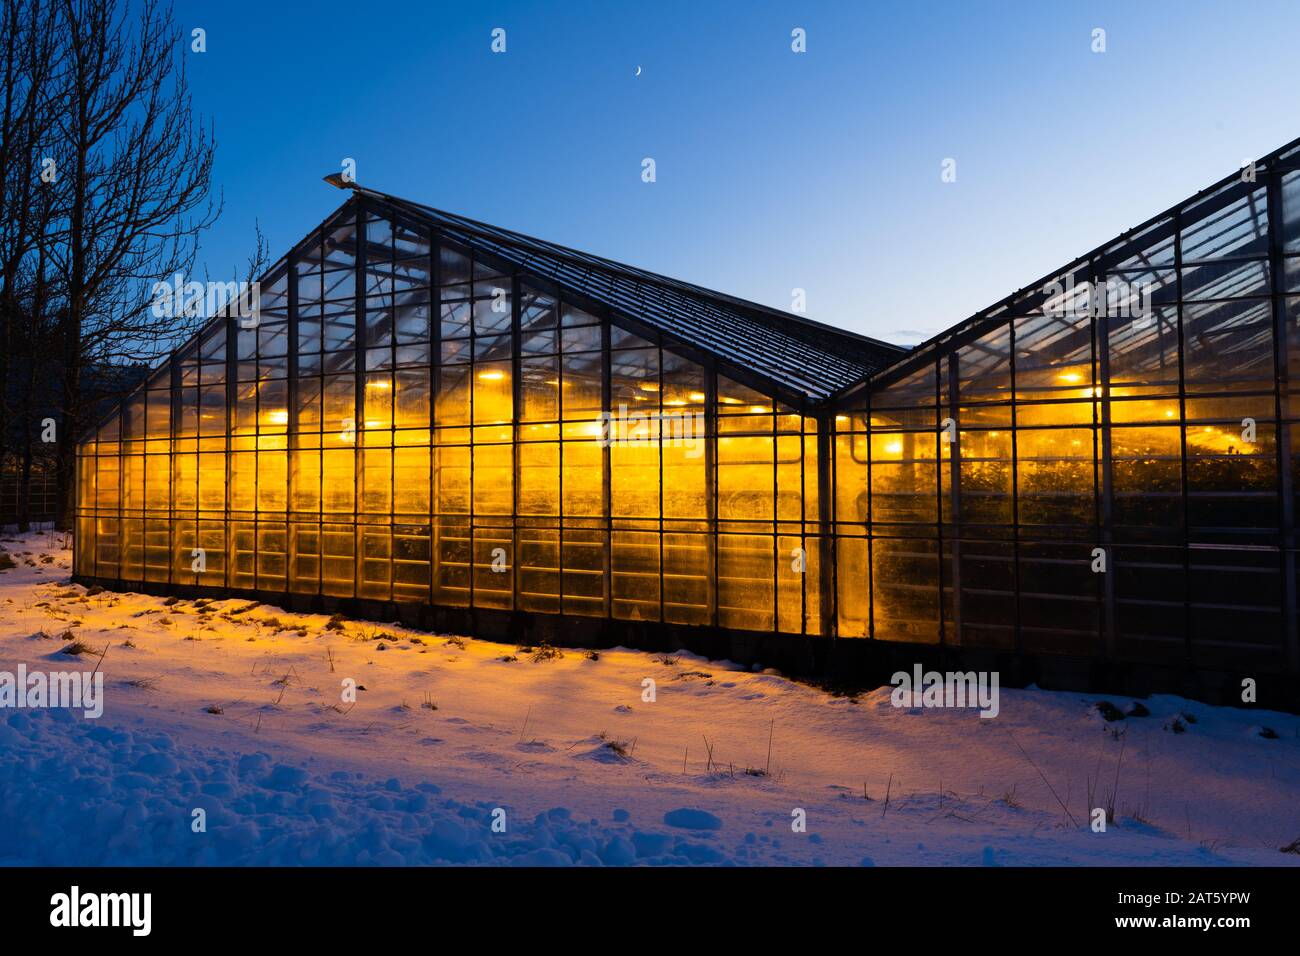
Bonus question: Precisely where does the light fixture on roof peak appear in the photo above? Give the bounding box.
[323,172,359,190]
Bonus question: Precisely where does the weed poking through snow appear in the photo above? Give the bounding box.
[531,643,563,663]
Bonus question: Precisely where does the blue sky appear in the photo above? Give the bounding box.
[185,0,1300,344]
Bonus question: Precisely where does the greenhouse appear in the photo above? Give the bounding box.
[74,137,1300,702]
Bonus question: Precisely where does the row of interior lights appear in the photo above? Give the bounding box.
[258,367,1207,444]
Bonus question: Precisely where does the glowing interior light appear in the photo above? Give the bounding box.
[884,440,903,455]
[748,405,770,414]
[478,370,505,381]
[1058,371,1083,384]
[835,415,849,423]
[1165,409,1176,418]
[639,381,660,392]
[366,379,391,390]
[689,392,706,403]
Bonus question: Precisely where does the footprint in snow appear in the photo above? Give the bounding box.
[515,740,555,753]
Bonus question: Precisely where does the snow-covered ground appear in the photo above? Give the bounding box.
[1,530,1297,866]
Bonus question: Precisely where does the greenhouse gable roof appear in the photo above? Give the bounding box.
[358,188,906,401]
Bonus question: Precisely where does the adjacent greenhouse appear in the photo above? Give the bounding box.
[75,139,1300,702]
[832,137,1300,698]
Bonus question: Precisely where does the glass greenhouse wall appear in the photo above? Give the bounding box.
[74,199,845,639]
[832,139,1300,682]
[72,141,1300,696]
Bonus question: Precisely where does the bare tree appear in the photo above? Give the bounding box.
[0,0,64,517]
[47,0,219,527]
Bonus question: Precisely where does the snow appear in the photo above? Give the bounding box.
[1,530,1297,866]
[664,808,724,830]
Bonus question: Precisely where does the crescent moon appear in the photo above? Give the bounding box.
[635,65,641,76]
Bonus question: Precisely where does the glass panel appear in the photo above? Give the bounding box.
[612,530,659,621]
[1183,299,1273,393]
[872,536,939,643]
[718,535,773,631]
[1015,428,1095,528]
[518,527,559,613]
[663,532,708,625]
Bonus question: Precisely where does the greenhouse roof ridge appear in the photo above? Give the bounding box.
[351,186,906,401]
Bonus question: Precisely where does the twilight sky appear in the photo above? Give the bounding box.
[185,0,1300,345]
